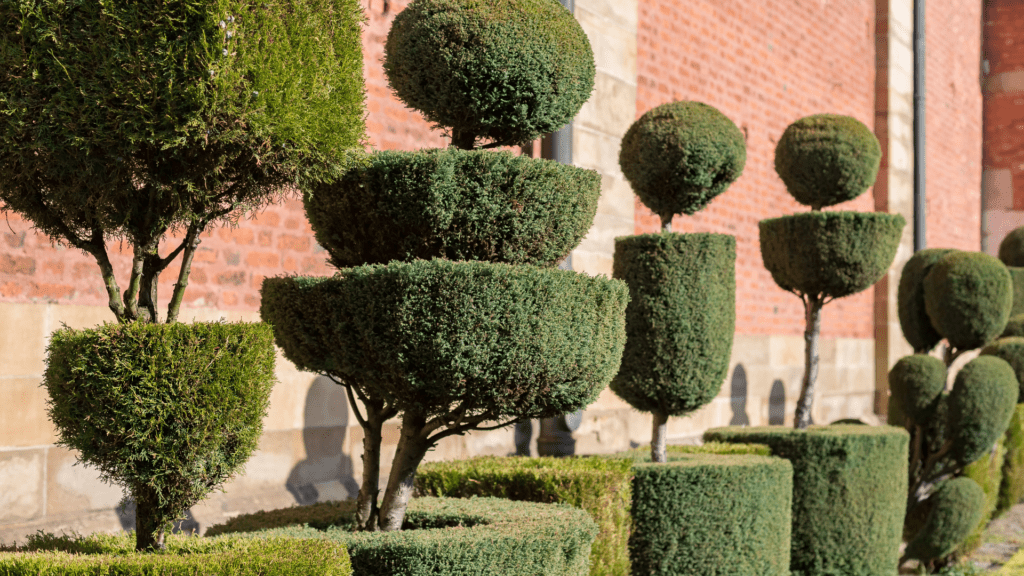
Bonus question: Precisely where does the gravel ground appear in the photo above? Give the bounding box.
[968,503,1024,572]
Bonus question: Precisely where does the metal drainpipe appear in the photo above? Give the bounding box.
[913,0,926,252]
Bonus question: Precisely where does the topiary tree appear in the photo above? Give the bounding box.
[999,226,1024,268]
[763,114,904,429]
[261,0,628,533]
[890,251,1019,568]
[0,0,367,550]
[611,100,745,463]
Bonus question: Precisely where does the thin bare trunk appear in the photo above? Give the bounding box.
[86,232,127,322]
[451,130,476,150]
[166,225,203,324]
[662,218,672,233]
[378,412,431,532]
[794,296,823,429]
[356,417,383,531]
[133,490,166,551]
[651,411,668,463]
[137,251,162,323]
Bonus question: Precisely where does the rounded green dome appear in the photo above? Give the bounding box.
[904,477,986,564]
[383,0,595,149]
[889,354,946,425]
[1004,313,1024,338]
[774,114,881,209]
[923,251,1012,351]
[999,227,1024,267]
[981,337,1024,402]
[898,248,959,353]
[759,211,904,299]
[618,101,746,224]
[948,355,1018,467]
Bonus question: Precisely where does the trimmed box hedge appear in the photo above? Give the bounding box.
[206,496,597,576]
[0,532,351,575]
[705,425,909,576]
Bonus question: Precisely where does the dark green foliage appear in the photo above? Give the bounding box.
[415,456,633,576]
[774,114,881,209]
[957,439,1005,555]
[981,337,1024,402]
[305,149,601,268]
[924,251,1013,351]
[261,260,627,420]
[618,101,746,223]
[903,477,987,564]
[1007,267,1024,317]
[1004,314,1024,338]
[0,533,351,576]
[383,0,594,148]
[207,497,598,576]
[999,227,1024,267]
[998,405,1024,515]
[704,425,909,576]
[629,454,793,576]
[889,354,947,424]
[948,356,1019,467]
[611,233,735,416]
[759,211,905,299]
[614,442,773,461]
[898,248,959,353]
[0,0,366,320]
[43,322,275,549]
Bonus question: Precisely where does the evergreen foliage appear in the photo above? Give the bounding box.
[889,354,946,424]
[618,101,746,224]
[898,248,959,353]
[383,0,594,149]
[981,337,1024,402]
[0,533,350,576]
[705,425,909,576]
[1007,267,1024,317]
[903,477,987,564]
[304,149,601,268]
[998,405,1024,515]
[43,322,275,550]
[1004,314,1024,338]
[759,211,905,299]
[610,233,735,416]
[206,497,598,576]
[947,356,1019,468]
[773,114,881,209]
[0,0,366,322]
[999,227,1024,267]
[957,439,1006,555]
[629,454,793,576]
[923,251,1013,351]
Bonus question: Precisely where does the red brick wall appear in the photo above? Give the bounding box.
[984,0,1024,210]
[926,0,983,250]
[0,0,444,317]
[635,0,878,339]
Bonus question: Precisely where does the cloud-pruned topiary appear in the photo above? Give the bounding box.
[44,322,275,551]
[774,114,881,210]
[305,149,601,268]
[618,101,746,228]
[982,337,1024,403]
[924,251,1013,352]
[999,227,1024,267]
[889,355,946,424]
[948,356,1019,467]
[384,0,594,149]
[898,248,959,353]
[903,477,987,565]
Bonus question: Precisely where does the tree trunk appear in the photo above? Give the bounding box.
[134,492,166,551]
[651,411,668,463]
[377,413,432,532]
[355,415,384,531]
[794,296,823,430]
[662,217,672,233]
[451,130,476,150]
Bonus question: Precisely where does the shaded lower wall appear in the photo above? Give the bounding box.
[0,301,878,543]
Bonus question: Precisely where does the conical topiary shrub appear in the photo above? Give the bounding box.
[762,114,905,428]
[261,0,628,533]
[611,101,745,463]
[0,0,366,550]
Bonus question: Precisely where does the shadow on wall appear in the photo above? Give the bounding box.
[729,364,750,426]
[116,501,200,536]
[286,375,360,505]
[768,379,786,426]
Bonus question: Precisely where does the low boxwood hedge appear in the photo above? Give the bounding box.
[206,496,597,576]
[705,425,909,576]
[0,532,351,575]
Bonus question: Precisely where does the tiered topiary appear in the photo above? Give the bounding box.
[0,0,366,550]
[261,0,628,535]
[890,248,1019,568]
[763,114,905,428]
[612,101,745,462]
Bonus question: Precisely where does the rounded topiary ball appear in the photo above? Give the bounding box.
[981,337,1024,402]
[898,248,959,353]
[383,0,595,149]
[774,114,881,210]
[904,477,986,564]
[948,355,1018,467]
[999,227,1024,267]
[889,354,946,424]
[923,251,1013,351]
[1004,313,1024,338]
[618,101,746,224]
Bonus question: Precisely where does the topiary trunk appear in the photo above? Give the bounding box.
[651,411,668,463]
[794,297,823,429]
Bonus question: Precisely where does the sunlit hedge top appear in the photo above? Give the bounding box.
[774,114,881,209]
[383,0,594,149]
[0,0,366,243]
